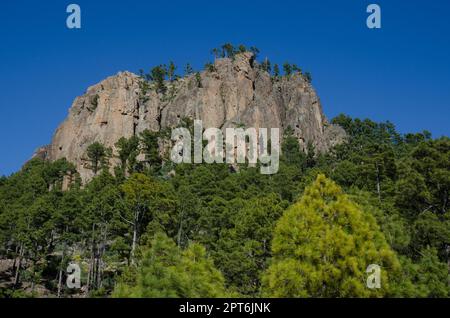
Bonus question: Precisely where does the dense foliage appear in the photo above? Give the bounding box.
[0,114,448,298]
[262,174,401,297]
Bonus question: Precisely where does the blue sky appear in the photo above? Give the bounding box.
[0,0,449,176]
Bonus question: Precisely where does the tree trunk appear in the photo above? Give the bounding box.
[86,258,92,296]
[375,163,381,202]
[13,243,24,288]
[57,249,65,298]
[130,210,139,265]
[86,223,96,295]
[96,257,101,289]
[92,258,97,289]
[11,246,18,275]
[131,225,137,265]
[96,225,108,289]
[57,266,63,297]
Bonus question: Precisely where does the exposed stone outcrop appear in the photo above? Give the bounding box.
[39,52,345,182]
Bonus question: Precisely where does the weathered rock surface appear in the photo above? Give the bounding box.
[37,52,345,182]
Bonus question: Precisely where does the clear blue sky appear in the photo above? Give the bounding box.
[1,0,449,176]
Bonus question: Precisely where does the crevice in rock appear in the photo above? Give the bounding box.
[133,122,138,136]
[157,111,162,130]
[249,54,255,68]
[251,77,257,102]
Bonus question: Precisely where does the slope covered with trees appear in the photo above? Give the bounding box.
[0,44,449,297]
[0,112,448,298]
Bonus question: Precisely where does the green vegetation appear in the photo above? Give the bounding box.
[184,63,193,76]
[136,44,314,104]
[112,232,228,298]
[149,65,168,94]
[0,115,448,296]
[167,61,176,82]
[260,58,271,73]
[304,72,312,83]
[262,174,400,297]
[273,64,280,79]
[283,62,292,77]
[205,62,216,73]
[86,142,111,175]
[209,44,259,60]
[195,72,202,88]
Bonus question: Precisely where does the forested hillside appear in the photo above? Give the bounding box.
[0,115,449,298]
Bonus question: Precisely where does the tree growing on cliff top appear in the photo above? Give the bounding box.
[186,63,194,75]
[273,64,280,79]
[249,46,260,58]
[167,61,176,82]
[304,71,313,83]
[150,65,167,94]
[283,62,292,76]
[261,58,271,73]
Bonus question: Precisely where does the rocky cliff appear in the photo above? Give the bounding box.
[35,52,345,182]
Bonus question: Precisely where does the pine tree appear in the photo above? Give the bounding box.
[273,64,280,79]
[221,43,235,58]
[112,233,228,297]
[120,174,177,263]
[86,142,110,175]
[168,61,176,82]
[139,130,161,174]
[292,64,302,75]
[249,46,260,58]
[149,65,167,94]
[261,58,271,73]
[211,48,220,60]
[283,62,292,76]
[115,136,140,175]
[262,174,401,297]
[195,72,202,88]
[304,71,312,83]
[184,63,193,75]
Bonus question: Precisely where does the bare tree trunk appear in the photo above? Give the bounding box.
[11,244,18,274]
[57,266,63,297]
[376,163,381,202]
[86,223,96,295]
[96,225,108,289]
[96,257,101,289]
[13,243,24,288]
[92,258,97,289]
[130,210,139,265]
[86,258,92,296]
[57,249,65,298]
[131,225,137,265]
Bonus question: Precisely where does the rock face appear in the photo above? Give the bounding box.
[38,52,345,182]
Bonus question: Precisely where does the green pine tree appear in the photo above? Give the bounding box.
[262,174,401,297]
